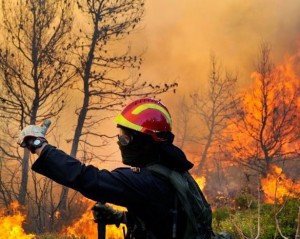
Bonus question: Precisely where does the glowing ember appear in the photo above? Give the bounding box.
[65,202,126,239]
[0,202,35,239]
[261,165,300,203]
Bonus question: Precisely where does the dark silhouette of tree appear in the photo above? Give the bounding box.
[190,54,238,173]
[57,0,177,213]
[0,0,177,231]
[0,0,74,207]
[173,95,192,150]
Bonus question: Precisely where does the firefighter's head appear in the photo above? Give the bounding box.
[115,98,174,166]
[115,98,174,142]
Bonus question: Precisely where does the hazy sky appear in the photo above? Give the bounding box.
[136,0,300,97]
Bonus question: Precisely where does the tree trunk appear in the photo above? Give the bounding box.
[58,7,100,212]
[197,129,213,173]
[18,149,30,204]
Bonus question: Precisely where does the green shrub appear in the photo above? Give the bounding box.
[213,207,230,230]
[212,197,299,239]
[234,194,257,210]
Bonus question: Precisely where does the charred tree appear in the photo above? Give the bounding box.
[58,0,177,213]
[0,0,74,206]
[190,54,238,173]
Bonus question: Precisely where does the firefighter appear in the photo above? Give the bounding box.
[18,98,212,239]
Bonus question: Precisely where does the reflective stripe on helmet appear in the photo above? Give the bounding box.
[115,114,143,132]
[132,103,172,125]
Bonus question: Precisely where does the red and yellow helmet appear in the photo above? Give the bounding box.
[115,98,172,141]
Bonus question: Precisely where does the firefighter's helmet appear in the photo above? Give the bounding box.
[115,98,172,141]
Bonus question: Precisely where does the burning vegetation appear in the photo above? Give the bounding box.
[0,43,299,238]
[65,201,126,239]
[261,165,300,204]
[0,1,299,237]
[0,202,35,239]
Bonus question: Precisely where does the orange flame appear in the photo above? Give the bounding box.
[65,201,126,239]
[222,47,300,175]
[261,165,300,203]
[193,174,206,190]
[0,202,35,239]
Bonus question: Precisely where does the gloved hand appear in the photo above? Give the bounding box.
[18,124,48,153]
[92,203,125,227]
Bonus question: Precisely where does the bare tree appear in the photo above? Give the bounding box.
[229,43,300,176]
[0,0,74,206]
[190,54,238,173]
[173,95,192,150]
[57,0,177,212]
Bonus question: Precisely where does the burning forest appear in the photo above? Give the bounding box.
[0,0,300,239]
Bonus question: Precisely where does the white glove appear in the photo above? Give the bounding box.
[18,120,51,154]
[18,125,47,147]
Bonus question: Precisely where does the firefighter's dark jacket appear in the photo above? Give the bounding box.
[32,144,191,238]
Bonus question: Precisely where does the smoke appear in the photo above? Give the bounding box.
[138,0,300,94]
